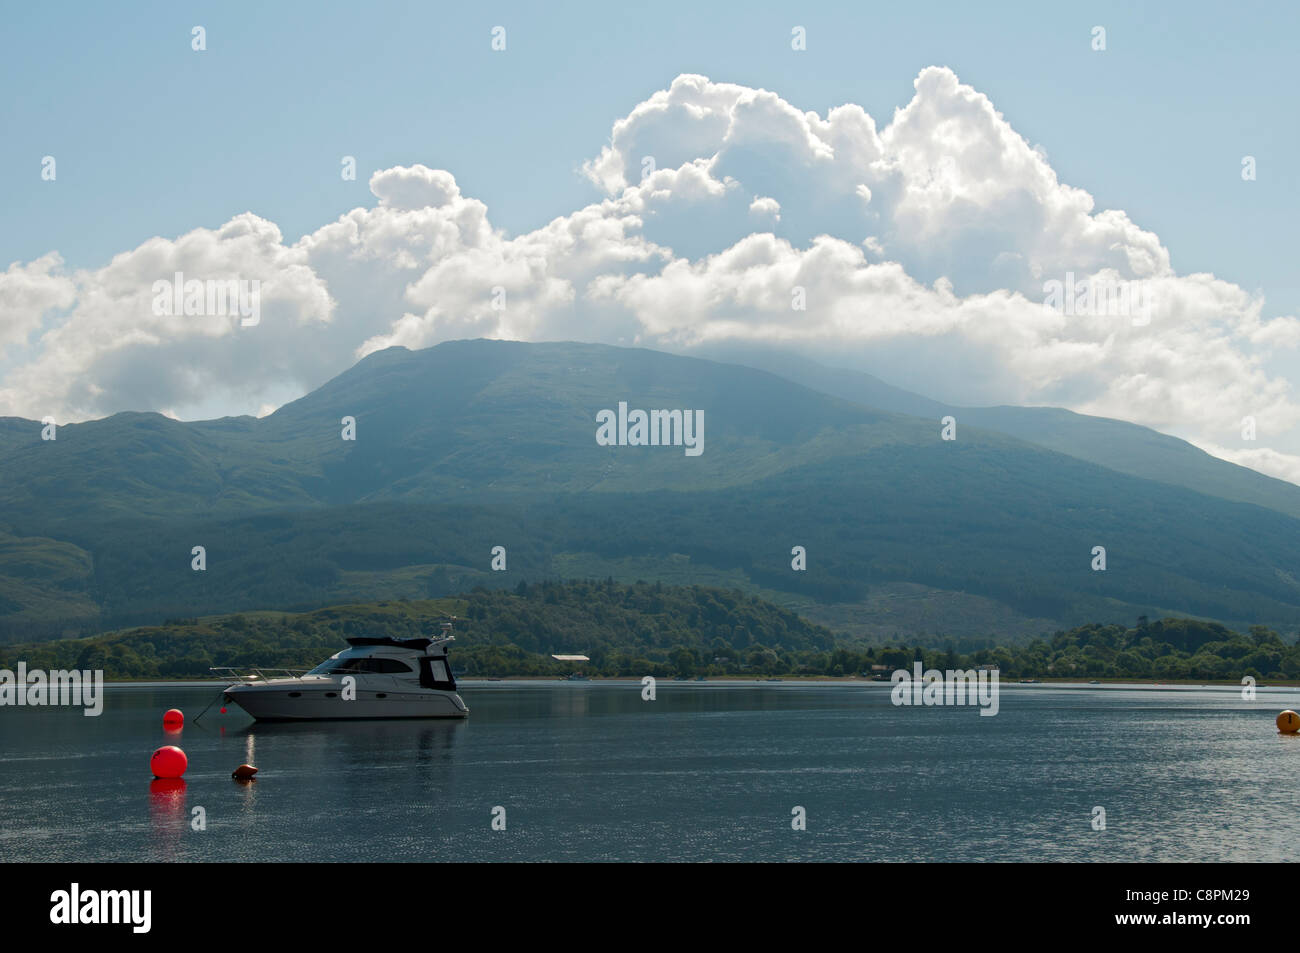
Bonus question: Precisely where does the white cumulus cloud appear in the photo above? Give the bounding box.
[0,67,1296,484]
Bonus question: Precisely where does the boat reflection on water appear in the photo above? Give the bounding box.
[237,715,467,769]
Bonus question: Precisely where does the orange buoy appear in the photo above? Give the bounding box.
[150,745,187,778]
[1278,710,1300,734]
[231,763,258,780]
[163,708,184,728]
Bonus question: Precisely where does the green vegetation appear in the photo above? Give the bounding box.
[0,581,834,679]
[5,340,1300,641]
[0,583,1295,682]
[897,616,1299,682]
[0,528,99,637]
[37,441,1300,640]
[765,355,1300,523]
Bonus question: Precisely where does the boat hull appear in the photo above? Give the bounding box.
[225,684,469,721]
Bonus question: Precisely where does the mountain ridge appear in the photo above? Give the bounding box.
[3,338,1300,643]
[705,344,1300,520]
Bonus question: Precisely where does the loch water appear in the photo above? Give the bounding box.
[1,681,1296,862]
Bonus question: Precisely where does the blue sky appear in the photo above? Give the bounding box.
[3,0,1300,482]
[3,0,1295,313]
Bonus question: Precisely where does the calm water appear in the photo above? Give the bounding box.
[1,681,1297,862]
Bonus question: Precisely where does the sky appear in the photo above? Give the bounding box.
[2,0,1299,480]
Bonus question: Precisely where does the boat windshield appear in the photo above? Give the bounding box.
[306,657,363,676]
[305,656,417,676]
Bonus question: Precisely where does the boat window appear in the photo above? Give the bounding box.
[306,657,355,675]
[360,658,414,674]
[419,656,457,690]
[306,656,414,675]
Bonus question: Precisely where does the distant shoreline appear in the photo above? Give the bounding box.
[98,675,1300,688]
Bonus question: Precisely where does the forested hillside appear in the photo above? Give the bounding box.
[5,340,1300,641]
[2,581,1294,682]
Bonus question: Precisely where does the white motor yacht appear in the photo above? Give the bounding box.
[214,623,469,721]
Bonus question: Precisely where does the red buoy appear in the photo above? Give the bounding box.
[148,777,186,797]
[219,707,227,714]
[150,745,187,779]
[163,708,184,728]
[231,763,258,780]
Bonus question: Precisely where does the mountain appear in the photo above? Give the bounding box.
[712,346,1300,521]
[0,340,926,523]
[4,338,1300,643]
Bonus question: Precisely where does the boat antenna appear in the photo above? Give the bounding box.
[421,616,457,638]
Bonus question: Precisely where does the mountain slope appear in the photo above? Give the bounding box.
[0,341,940,524]
[4,339,1300,642]
[713,347,1300,521]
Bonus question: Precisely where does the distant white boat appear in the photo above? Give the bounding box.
[214,622,468,721]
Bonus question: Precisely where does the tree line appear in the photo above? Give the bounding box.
[0,583,1295,681]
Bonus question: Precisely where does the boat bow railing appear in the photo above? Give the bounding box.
[210,666,311,683]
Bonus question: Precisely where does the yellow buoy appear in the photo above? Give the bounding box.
[1278,710,1300,734]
